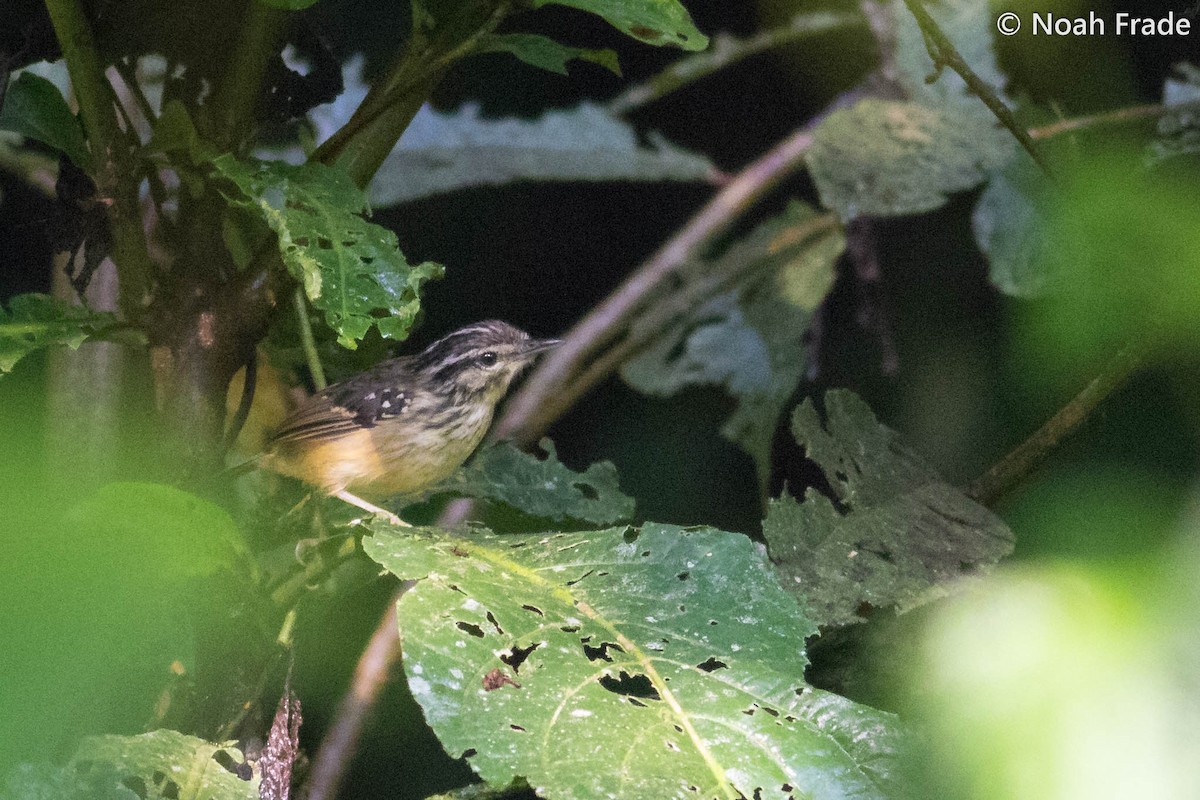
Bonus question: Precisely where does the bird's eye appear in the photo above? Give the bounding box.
[478,351,498,367]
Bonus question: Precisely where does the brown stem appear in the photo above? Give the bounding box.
[1027,103,1170,141]
[966,339,1150,507]
[305,590,409,800]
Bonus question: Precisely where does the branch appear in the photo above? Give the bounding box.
[305,589,409,800]
[1027,103,1175,141]
[203,1,286,151]
[900,0,1054,179]
[608,10,862,115]
[491,118,828,446]
[966,339,1150,507]
[43,0,154,315]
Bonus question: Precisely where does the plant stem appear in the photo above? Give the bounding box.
[900,0,1054,179]
[43,0,153,315]
[609,10,862,115]
[966,339,1150,507]
[203,1,285,150]
[305,590,410,800]
[293,286,327,390]
[1027,103,1176,141]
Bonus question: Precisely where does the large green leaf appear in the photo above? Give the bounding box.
[364,523,908,800]
[369,102,714,207]
[0,72,91,170]
[63,482,252,582]
[807,98,1013,220]
[70,731,258,800]
[442,439,635,526]
[479,33,621,76]
[0,294,117,376]
[212,156,443,348]
[533,0,708,51]
[621,204,843,486]
[764,391,1014,628]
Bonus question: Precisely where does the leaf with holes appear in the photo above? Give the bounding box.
[212,155,443,348]
[442,439,635,526]
[68,730,258,799]
[764,391,1014,628]
[533,0,708,51]
[364,522,909,800]
[620,203,843,487]
[0,293,117,376]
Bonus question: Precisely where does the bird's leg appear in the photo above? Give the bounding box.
[334,490,410,527]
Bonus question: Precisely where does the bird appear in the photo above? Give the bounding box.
[262,320,559,525]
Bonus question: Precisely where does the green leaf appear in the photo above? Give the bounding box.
[70,731,258,799]
[0,293,117,375]
[441,439,634,526]
[1,762,136,800]
[211,155,443,348]
[63,482,252,582]
[364,523,909,800]
[621,204,843,486]
[763,391,1014,628]
[369,102,714,207]
[807,98,1013,220]
[972,153,1056,297]
[894,0,1006,108]
[0,72,91,170]
[479,33,621,76]
[533,0,708,51]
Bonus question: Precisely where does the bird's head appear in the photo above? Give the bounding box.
[412,320,559,405]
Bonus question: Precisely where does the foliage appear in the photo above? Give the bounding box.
[364,522,908,800]
[212,155,444,348]
[764,392,1014,628]
[0,72,90,169]
[0,293,117,374]
[479,33,621,77]
[370,102,715,207]
[441,438,635,526]
[534,0,709,51]
[68,731,258,800]
[807,99,1012,220]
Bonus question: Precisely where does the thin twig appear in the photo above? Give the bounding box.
[608,10,862,115]
[305,590,410,800]
[44,0,154,314]
[294,286,327,390]
[1027,103,1170,141]
[900,0,1054,178]
[966,339,1150,507]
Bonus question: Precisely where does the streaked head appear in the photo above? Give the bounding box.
[413,320,559,403]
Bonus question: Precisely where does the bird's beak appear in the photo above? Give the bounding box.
[525,337,562,355]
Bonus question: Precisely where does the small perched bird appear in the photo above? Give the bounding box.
[264,320,558,524]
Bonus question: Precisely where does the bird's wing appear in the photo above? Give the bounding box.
[269,360,414,445]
